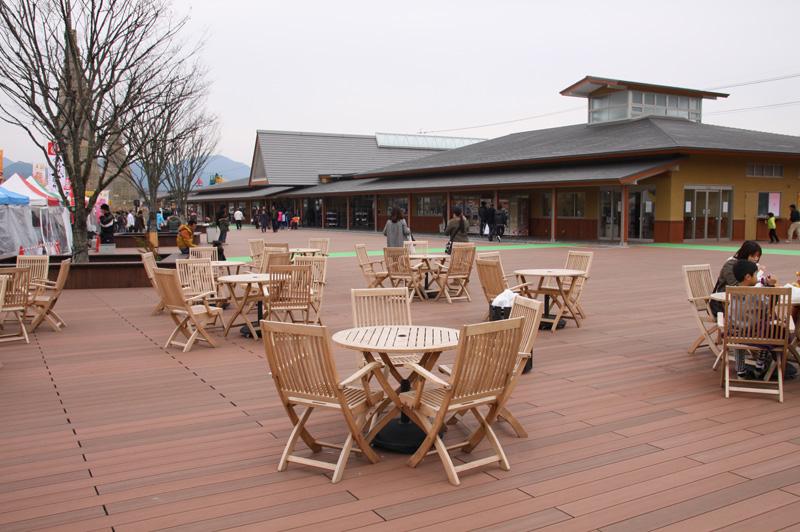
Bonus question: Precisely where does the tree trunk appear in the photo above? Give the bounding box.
[71,207,90,263]
[147,188,159,248]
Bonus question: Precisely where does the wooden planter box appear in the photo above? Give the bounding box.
[113,232,200,248]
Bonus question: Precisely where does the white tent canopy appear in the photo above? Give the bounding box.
[0,173,72,254]
[0,173,47,206]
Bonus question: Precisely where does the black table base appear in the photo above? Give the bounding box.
[240,301,264,338]
[372,376,442,454]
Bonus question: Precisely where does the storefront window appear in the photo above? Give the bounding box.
[498,192,530,236]
[302,198,323,227]
[414,194,444,216]
[350,196,374,230]
[378,196,409,218]
[325,197,347,228]
[451,194,493,233]
[557,192,586,217]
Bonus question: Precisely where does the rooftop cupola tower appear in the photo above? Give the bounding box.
[560,76,729,125]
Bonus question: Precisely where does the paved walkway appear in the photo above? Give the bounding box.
[3,227,800,530]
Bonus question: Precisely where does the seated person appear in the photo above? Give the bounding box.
[177,218,196,254]
[711,240,776,316]
[729,259,795,380]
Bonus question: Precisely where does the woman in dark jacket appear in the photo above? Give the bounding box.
[711,240,776,316]
[445,206,469,243]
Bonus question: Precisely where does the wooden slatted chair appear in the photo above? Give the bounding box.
[0,267,31,343]
[355,244,388,288]
[29,259,71,332]
[260,320,384,483]
[266,264,313,323]
[308,238,330,256]
[683,264,722,368]
[16,255,49,306]
[294,255,327,324]
[189,246,219,261]
[176,258,228,308]
[476,256,527,319]
[719,286,791,402]
[153,268,222,352]
[433,243,476,303]
[539,250,593,321]
[257,249,292,273]
[398,317,524,485]
[440,296,542,438]
[141,252,165,314]
[248,239,265,264]
[384,247,425,300]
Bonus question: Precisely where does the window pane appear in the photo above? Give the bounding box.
[689,97,700,110]
[575,192,585,217]
[609,91,627,105]
[608,106,627,120]
[590,96,606,110]
[656,94,667,106]
[776,165,784,177]
[678,96,689,108]
[644,93,656,105]
[667,95,679,108]
[591,109,607,122]
[764,165,774,177]
[557,192,576,217]
[758,192,769,215]
[542,192,552,217]
[631,91,643,104]
[632,106,643,114]
[747,163,755,176]
[689,111,701,122]
[414,195,444,216]
[753,164,763,177]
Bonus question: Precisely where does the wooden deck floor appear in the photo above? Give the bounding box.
[4,228,800,531]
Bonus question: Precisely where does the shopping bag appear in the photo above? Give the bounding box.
[483,225,490,236]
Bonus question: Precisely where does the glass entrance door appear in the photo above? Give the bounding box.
[684,188,732,240]
[599,189,621,239]
[626,188,656,240]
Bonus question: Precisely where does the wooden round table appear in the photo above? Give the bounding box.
[289,247,320,257]
[514,268,586,332]
[408,254,449,297]
[217,273,271,339]
[332,325,459,453]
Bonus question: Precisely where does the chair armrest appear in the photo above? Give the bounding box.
[508,282,529,292]
[338,361,383,389]
[187,291,215,302]
[406,363,451,388]
[31,280,57,290]
[688,295,711,303]
[438,364,452,376]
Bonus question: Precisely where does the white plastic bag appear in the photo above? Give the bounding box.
[491,289,517,308]
[483,225,490,236]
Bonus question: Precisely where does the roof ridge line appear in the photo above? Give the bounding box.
[647,117,681,146]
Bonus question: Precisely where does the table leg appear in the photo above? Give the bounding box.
[223,282,250,336]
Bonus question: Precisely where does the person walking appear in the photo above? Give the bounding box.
[478,201,488,236]
[270,205,279,233]
[789,204,800,242]
[99,204,116,244]
[135,210,145,232]
[258,209,268,233]
[177,218,197,254]
[217,209,230,243]
[126,210,135,232]
[383,206,411,247]
[767,212,779,243]
[494,207,508,242]
[485,202,496,241]
[233,208,244,230]
[445,206,470,252]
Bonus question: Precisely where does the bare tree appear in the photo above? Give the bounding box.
[0,0,194,262]
[164,113,219,222]
[128,70,208,238]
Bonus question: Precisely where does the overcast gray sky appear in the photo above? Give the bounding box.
[3,0,800,166]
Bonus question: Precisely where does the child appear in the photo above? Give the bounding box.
[729,259,795,380]
[767,212,779,243]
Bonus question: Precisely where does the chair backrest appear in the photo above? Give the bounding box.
[249,239,265,261]
[476,257,508,303]
[0,267,30,309]
[565,250,593,293]
[351,287,412,327]
[447,243,476,277]
[153,268,191,311]
[189,246,218,261]
[53,259,71,292]
[16,255,48,283]
[261,321,340,403]
[683,264,715,311]
[295,255,327,301]
[259,250,291,273]
[724,287,791,347]
[176,258,216,295]
[308,238,330,256]
[449,317,524,403]
[268,265,312,310]
[404,240,429,255]
[509,296,543,356]
[141,252,157,283]
[384,247,412,277]
[355,244,371,266]
[271,243,290,251]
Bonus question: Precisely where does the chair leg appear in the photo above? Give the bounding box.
[473,408,510,471]
[688,333,706,355]
[498,407,528,438]
[279,407,313,472]
[15,312,29,344]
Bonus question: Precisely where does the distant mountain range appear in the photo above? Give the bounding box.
[2,154,250,183]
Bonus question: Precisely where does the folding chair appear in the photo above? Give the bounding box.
[536,250,593,323]
[355,244,388,288]
[189,246,219,261]
[141,252,165,314]
[683,264,723,368]
[719,286,791,402]
[398,317,524,485]
[308,238,330,256]
[0,267,31,344]
[176,258,228,308]
[153,268,223,352]
[476,256,527,319]
[384,247,425,300]
[248,239,265,264]
[433,243,476,303]
[260,320,384,483]
[294,255,327,324]
[266,264,313,323]
[440,296,542,437]
[29,259,71,332]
